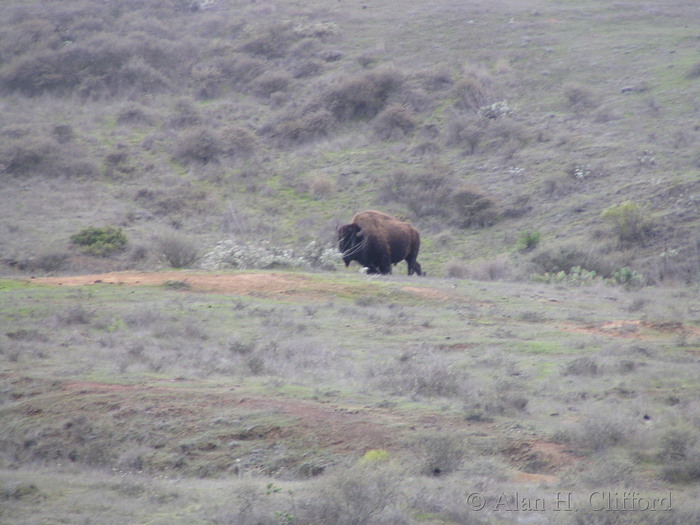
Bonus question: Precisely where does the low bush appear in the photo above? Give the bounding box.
[444,260,468,279]
[253,70,291,97]
[270,109,334,146]
[310,175,335,199]
[239,23,300,59]
[156,232,199,268]
[517,231,541,252]
[563,356,599,376]
[323,67,403,121]
[167,99,202,129]
[610,266,646,288]
[220,126,258,158]
[532,266,598,286]
[450,184,498,228]
[172,127,223,164]
[378,170,453,219]
[70,226,127,256]
[200,240,339,271]
[30,252,70,273]
[602,201,654,245]
[444,116,486,154]
[410,433,465,476]
[0,136,56,176]
[687,61,700,79]
[304,463,400,525]
[372,104,417,140]
[451,73,491,112]
[461,255,513,281]
[51,124,75,144]
[116,104,154,126]
[556,413,630,453]
[0,34,176,97]
[530,243,611,277]
[563,82,597,111]
[375,349,462,399]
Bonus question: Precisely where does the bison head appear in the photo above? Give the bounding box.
[337,223,365,266]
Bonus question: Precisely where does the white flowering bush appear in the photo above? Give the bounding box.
[200,240,340,271]
[478,100,512,119]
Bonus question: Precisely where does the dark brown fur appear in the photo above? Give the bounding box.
[338,210,423,275]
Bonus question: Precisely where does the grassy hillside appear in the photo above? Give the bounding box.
[1,0,698,282]
[1,273,699,523]
[2,1,700,523]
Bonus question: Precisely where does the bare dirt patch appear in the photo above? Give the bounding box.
[559,319,700,340]
[29,270,443,302]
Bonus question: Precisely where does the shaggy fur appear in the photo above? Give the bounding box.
[338,210,423,275]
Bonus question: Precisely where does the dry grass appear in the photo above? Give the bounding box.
[3,0,700,520]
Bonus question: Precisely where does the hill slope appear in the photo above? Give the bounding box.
[1,271,699,523]
[1,0,699,282]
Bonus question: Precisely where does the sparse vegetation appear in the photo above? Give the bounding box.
[3,0,700,522]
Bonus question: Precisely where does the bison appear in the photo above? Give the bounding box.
[337,210,423,275]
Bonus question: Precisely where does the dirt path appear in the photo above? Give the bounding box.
[29,270,449,300]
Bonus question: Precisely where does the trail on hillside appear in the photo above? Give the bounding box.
[30,270,449,300]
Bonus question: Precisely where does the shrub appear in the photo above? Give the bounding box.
[517,231,541,252]
[310,175,335,199]
[271,109,334,146]
[563,357,599,376]
[601,201,654,245]
[167,99,202,129]
[51,124,75,144]
[220,126,257,158]
[462,255,513,281]
[687,61,700,79]
[532,266,597,286]
[253,71,291,97]
[478,100,512,119]
[378,170,453,219]
[372,104,417,140]
[323,67,403,121]
[376,350,462,399]
[70,226,127,256]
[530,243,611,277]
[239,23,300,59]
[116,104,154,126]
[156,232,199,268]
[0,136,56,176]
[444,260,468,279]
[200,240,339,271]
[451,68,495,112]
[31,251,70,273]
[172,127,223,164]
[563,82,597,111]
[610,267,646,288]
[450,184,498,228]
[558,414,629,453]
[410,433,465,476]
[306,464,399,525]
[0,34,174,97]
[444,116,486,154]
[191,54,266,98]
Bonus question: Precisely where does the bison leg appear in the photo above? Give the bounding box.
[406,254,422,276]
[408,261,422,276]
[379,254,392,274]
